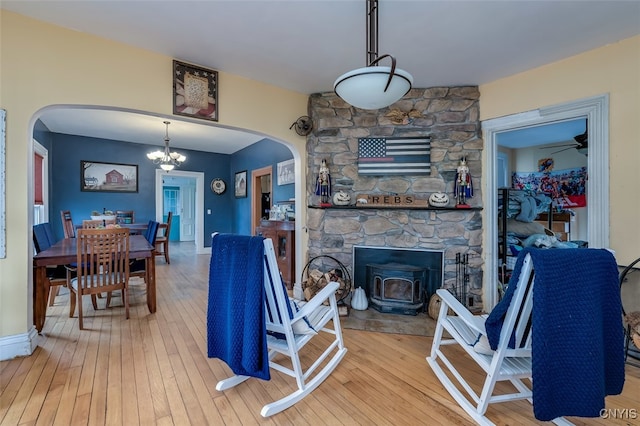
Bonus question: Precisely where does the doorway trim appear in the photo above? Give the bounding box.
[155,169,205,253]
[482,94,609,310]
[251,166,272,235]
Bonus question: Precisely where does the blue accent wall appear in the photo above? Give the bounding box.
[48,132,234,242]
[41,129,293,244]
[230,139,294,235]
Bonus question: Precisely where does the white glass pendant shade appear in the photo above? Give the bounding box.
[334,66,413,110]
[170,152,187,162]
[160,163,174,171]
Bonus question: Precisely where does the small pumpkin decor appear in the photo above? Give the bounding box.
[332,190,351,206]
[428,192,450,207]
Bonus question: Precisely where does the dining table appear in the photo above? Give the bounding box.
[32,234,156,333]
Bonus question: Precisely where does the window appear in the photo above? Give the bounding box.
[163,187,179,217]
[33,141,48,225]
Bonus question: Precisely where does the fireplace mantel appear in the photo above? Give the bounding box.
[308,205,482,211]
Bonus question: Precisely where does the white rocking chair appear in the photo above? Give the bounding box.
[427,253,571,426]
[427,248,625,426]
[213,235,347,417]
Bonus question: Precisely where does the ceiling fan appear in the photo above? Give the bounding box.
[544,129,588,155]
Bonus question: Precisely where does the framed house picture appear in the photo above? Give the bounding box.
[234,170,247,198]
[277,159,295,185]
[81,161,138,193]
[173,60,218,121]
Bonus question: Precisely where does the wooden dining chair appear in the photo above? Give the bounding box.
[131,220,160,284]
[60,210,76,238]
[69,227,131,330]
[154,211,172,264]
[82,219,116,228]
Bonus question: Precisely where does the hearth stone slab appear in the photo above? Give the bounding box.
[340,308,436,337]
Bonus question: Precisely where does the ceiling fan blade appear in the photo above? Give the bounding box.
[540,142,577,150]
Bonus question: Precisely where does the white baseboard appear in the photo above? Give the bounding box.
[0,327,38,361]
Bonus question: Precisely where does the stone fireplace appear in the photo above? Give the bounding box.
[306,87,484,307]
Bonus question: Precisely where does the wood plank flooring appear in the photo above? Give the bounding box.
[1,242,639,425]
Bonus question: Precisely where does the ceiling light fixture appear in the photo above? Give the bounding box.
[334,0,413,110]
[146,121,186,171]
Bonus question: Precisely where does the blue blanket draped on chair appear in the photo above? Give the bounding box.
[486,248,625,421]
[207,234,270,380]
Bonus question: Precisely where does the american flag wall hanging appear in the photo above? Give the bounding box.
[357,136,431,175]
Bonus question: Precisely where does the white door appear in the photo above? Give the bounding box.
[180,181,196,241]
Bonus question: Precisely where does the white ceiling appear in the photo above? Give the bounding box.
[497,118,587,149]
[4,0,639,153]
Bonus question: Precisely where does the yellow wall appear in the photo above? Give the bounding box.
[0,11,308,337]
[2,9,638,341]
[480,35,640,265]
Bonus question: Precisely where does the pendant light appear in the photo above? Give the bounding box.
[334,0,413,110]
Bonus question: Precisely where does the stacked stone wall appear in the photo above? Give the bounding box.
[306,87,484,303]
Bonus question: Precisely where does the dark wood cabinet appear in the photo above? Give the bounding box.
[256,220,295,289]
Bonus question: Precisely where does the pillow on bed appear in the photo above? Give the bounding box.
[506,218,546,237]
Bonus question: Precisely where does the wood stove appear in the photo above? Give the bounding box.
[352,246,444,316]
[366,263,428,315]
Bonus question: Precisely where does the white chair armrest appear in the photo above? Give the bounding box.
[293,281,339,320]
[435,289,485,335]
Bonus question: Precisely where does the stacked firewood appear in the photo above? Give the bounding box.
[302,268,347,302]
[626,311,640,350]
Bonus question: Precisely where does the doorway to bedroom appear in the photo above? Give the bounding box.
[483,94,609,309]
[497,118,588,239]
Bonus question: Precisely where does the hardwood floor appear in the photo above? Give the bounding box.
[2,242,639,425]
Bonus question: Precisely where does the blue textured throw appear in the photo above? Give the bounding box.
[207,234,270,381]
[486,248,625,421]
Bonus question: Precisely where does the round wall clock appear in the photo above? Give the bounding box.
[210,178,226,195]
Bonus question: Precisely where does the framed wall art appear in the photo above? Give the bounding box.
[173,60,218,122]
[538,158,554,172]
[81,161,138,193]
[234,170,247,198]
[277,159,295,185]
[358,136,431,176]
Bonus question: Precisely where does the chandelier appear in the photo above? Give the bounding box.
[146,121,186,171]
[334,0,413,110]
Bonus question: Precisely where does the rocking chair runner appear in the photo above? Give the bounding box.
[208,233,347,417]
[427,248,624,426]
